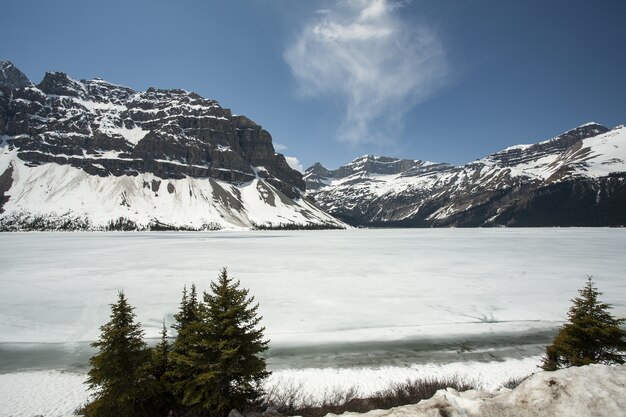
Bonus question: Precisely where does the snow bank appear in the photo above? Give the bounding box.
[329,364,626,417]
[2,363,624,417]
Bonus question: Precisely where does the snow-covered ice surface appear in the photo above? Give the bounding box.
[0,229,625,416]
[2,229,624,345]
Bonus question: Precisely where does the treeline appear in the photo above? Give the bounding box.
[0,215,222,231]
[0,214,346,231]
[252,222,344,230]
[82,268,268,417]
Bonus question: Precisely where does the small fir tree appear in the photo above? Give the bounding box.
[151,319,171,381]
[168,268,270,415]
[167,283,209,412]
[172,283,201,332]
[145,320,175,416]
[541,277,626,371]
[202,268,270,414]
[84,291,152,417]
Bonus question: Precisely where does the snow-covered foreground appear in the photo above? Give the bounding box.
[336,364,626,417]
[0,229,625,416]
[0,358,542,417]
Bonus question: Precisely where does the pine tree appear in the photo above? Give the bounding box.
[202,268,270,414]
[541,277,626,371]
[167,283,209,413]
[172,283,201,332]
[152,320,171,381]
[168,268,270,415]
[145,320,175,416]
[84,291,152,417]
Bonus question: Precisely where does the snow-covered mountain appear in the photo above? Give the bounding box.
[305,123,626,227]
[0,61,343,230]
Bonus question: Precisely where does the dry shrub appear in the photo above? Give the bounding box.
[263,375,481,417]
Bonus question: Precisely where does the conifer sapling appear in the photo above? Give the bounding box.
[541,277,626,371]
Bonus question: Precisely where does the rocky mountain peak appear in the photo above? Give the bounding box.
[0,62,344,230]
[1,62,305,198]
[0,61,33,89]
[306,162,332,176]
[37,71,88,98]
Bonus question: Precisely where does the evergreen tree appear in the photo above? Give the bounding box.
[84,291,152,417]
[151,320,171,381]
[145,320,175,416]
[169,268,270,415]
[172,283,201,332]
[203,268,270,414]
[541,277,626,371]
[167,283,209,413]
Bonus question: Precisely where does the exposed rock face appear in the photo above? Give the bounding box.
[0,163,13,212]
[0,61,343,230]
[306,123,626,227]
[0,61,303,198]
[0,61,33,89]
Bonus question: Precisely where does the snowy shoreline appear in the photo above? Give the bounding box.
[0,356,543,417]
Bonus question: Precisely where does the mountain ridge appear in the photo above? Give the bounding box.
[305,122,626,227]
[0,61,344,230]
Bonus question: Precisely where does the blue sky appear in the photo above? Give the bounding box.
[4,0,626,170]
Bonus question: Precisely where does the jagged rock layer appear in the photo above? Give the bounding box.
[0,61,343,230]
[306,123,626,227]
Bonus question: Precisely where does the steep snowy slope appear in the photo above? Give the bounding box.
[0,61,343,230]
[306,123,626,227]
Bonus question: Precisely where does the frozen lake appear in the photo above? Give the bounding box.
[1,229,626,416]
[2,229,625,346]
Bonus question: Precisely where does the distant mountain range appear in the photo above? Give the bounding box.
[0,61,343,230]
[1,60,624,230]
[305,123,626,227]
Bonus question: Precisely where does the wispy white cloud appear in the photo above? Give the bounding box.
[284,0,448,145]
[285,156,304,173]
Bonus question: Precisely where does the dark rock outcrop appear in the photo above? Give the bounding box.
[0,163,13,213]
[0,61,33,89]
[0,61,304,198]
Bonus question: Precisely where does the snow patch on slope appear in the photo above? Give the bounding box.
[577,125,626,176]
[0,150,342,230]
[109,126,149,144]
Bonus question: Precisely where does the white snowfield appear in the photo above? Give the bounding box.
[1,363,624,417]
[485,124,626,181]
[0,144,342,229]
[328,364,626,417]
[1,229,625,345]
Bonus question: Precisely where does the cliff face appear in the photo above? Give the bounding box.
[0,62,303,197]
[0,61,342,230]
[306,124,626,227]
